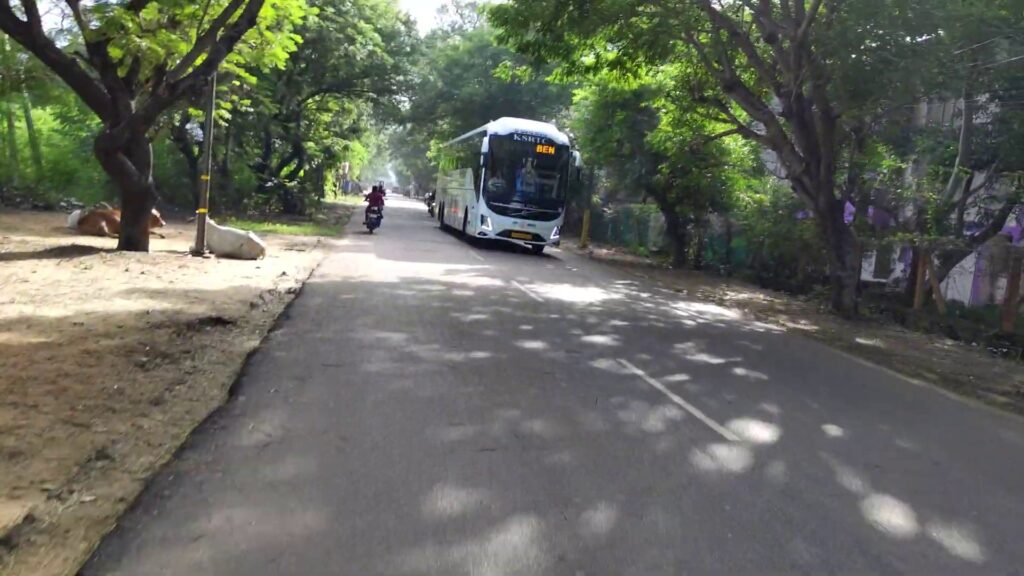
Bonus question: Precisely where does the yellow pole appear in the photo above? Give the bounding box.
[580,208,592,249]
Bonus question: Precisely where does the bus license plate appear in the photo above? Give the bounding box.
[510,232,532,240]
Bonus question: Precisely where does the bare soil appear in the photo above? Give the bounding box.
[572,243,1024,416]
[0,210,339,576]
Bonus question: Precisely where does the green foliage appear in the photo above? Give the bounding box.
[223,216,343,236]
[225,0,417,214]
[391,19,571,190]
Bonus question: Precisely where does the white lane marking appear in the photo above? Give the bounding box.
[617,359,740,442]
[470,251,486,262]
[512,280,545,302]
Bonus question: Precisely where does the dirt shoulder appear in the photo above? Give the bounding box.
[568,242,1024,416]
[0,207,347,576]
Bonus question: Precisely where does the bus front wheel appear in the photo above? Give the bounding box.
[531,245,545,255]
[438,203,445,229]
[462,210,469,236]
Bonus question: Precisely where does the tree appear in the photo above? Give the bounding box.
[917,0,1024,287]
[571,68,737,267]
[0,0,306,250]
[392,21,571,191]
[238,0,417,213]
[491,0,941,317]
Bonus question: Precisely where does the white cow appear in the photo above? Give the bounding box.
[67,209,83,229]
[205,218,267,260]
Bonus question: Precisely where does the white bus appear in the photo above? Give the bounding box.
[435,117,579,254]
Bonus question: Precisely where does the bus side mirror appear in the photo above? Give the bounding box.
[571,150,583,182]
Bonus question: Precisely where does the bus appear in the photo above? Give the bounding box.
[435,117,580,254]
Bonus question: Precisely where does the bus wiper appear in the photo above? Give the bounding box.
[489,202,561,214]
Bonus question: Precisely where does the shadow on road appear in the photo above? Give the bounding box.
[81,244,1024,575]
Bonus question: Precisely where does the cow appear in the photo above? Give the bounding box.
[76,207,166,238]
[205,218,267,260]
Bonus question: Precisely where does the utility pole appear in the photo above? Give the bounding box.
[1001,248,1022,333]
[191,72,216,256]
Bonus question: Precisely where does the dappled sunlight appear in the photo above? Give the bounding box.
[860,494,920,539]
[661,373,691,383]
[518,418,561,440]
[522,282,623,305]
[732,367,769,381]
[335,255,498,287]
[758,402,782,416]
[580,334,621,346]
[396,342,496,364]
[822,454,989,561]
[192,504,329,549]
[855,337,884,347]
[674,341,741,365]
[611,397,686,434]
[822,424,846,438]
[451,312,491,322]
[823,455,870,495]
[515,339,549,351]
[893,437,920,451]
[422,483,490,521]
[669,300,741,322]
[726,418,781,445]
[390,514,549,575]
[690,442,755,474]
[579,501,619,539]
[926,520,987,563]
[589,358,633,375]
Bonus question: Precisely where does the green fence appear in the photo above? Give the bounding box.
[590,205,666,252]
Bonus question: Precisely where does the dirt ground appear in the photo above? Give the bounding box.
[573,243,1024,416]
[0,210,336,576]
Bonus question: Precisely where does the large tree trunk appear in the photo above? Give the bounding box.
[19,92,42,181]
[663,210,688,268]
[819,196,860,318]
[3,99,18,183]
[94,131,158,252]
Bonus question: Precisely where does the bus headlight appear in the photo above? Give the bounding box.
[551,225,561,239]
[480,215,493,231]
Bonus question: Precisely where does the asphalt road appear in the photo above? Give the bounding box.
[84,196,1024,575]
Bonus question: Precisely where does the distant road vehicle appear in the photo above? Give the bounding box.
[435,117,581,254]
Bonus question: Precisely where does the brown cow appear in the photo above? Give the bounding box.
[76,208,166,238]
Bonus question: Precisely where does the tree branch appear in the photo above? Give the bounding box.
[0,0,111,118]
[166,0,246,83]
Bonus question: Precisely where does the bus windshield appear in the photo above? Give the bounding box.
[484,135,569,220]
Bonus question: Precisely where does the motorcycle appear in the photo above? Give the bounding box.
[365,205,383,234]
[425,193,436,217]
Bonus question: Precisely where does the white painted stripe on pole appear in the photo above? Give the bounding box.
[512,280,544,302]
[618,359,740,442]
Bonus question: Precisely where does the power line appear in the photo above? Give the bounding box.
[980,53,1024,69]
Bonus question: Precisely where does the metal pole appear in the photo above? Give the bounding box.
[191,72,217,256]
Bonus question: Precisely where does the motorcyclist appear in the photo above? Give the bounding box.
[365,185,385,223]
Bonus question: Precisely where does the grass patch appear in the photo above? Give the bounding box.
[223,218,343,237]
[223,201,356,237]
[332,193,365,207]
